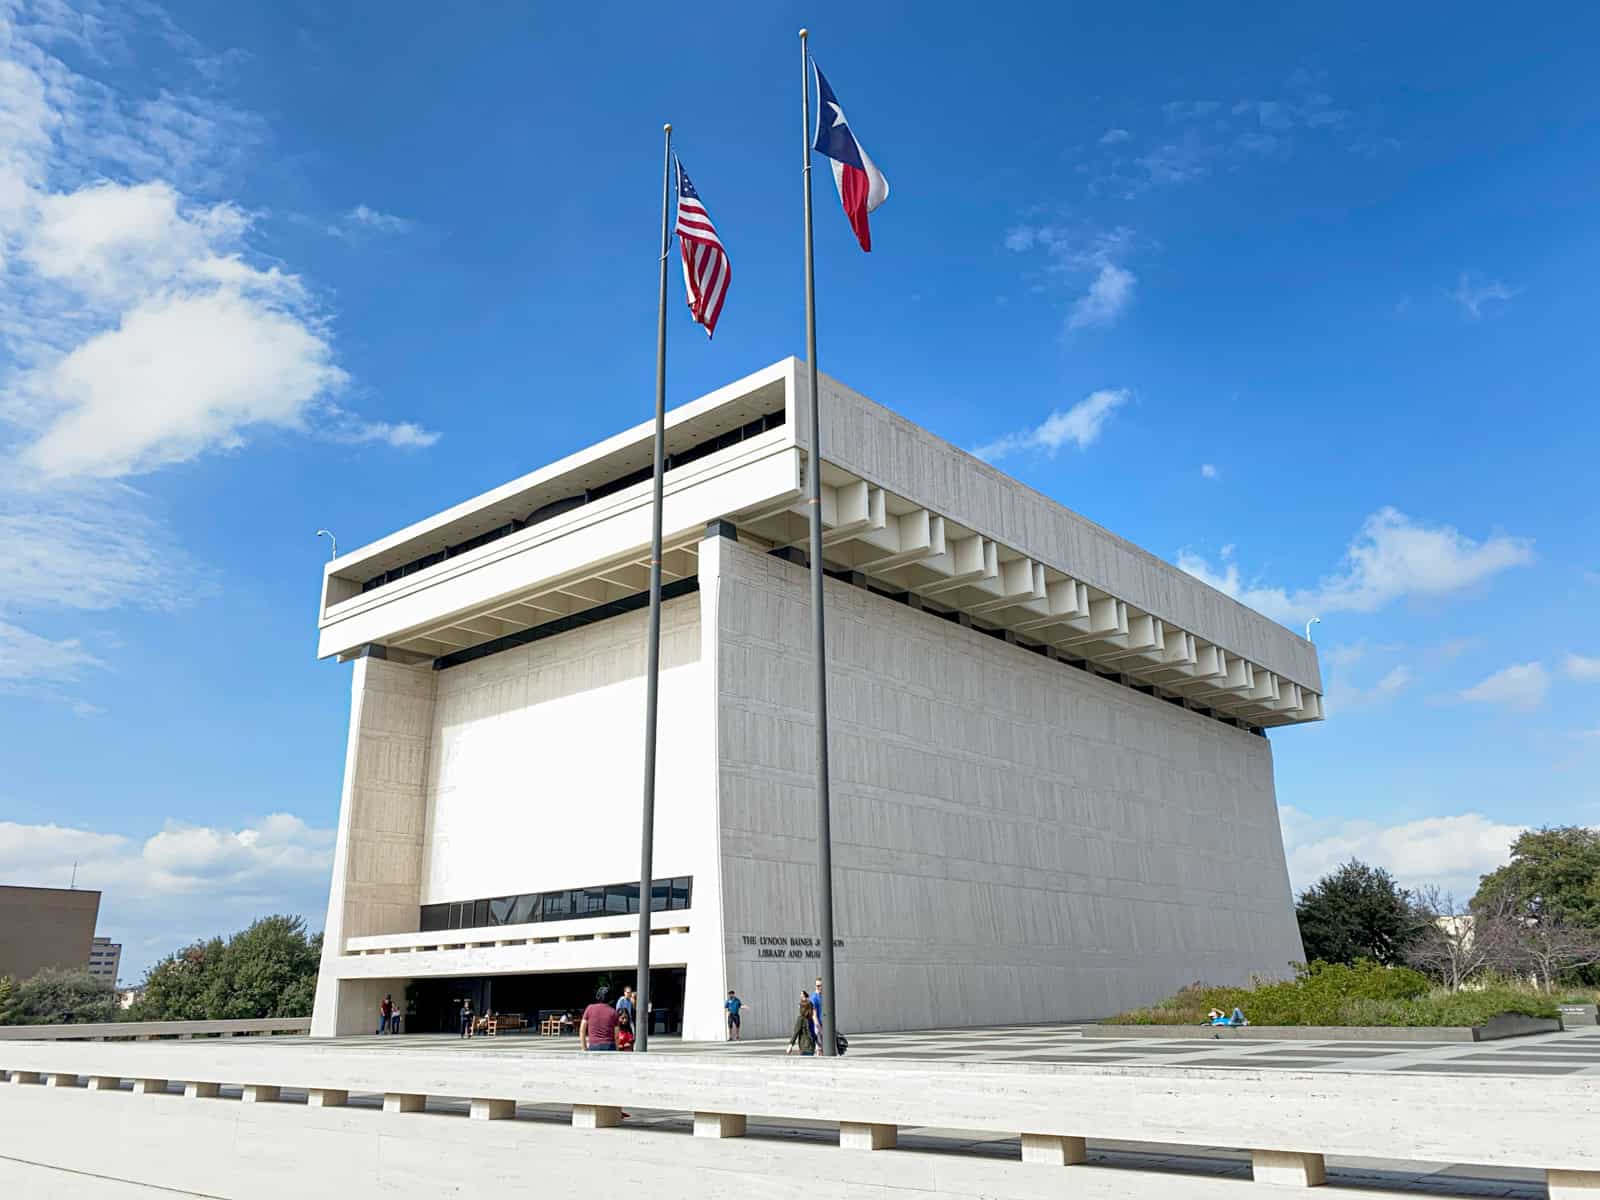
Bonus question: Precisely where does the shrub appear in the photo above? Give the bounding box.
[1106,961,1553,1027]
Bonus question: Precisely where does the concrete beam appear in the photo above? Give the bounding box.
[1252,1150,1326,1187]
[470,1098,516,1121]
[693,1112,747,1139]
[840,1122,897,1151]
[1020,1133,1086,1165]
[572,1104,622,1129]
[384,1092,424,1114]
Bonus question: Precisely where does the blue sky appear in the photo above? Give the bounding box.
[2,2,1596,982]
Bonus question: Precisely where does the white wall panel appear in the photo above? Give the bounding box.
[421,596,711,904]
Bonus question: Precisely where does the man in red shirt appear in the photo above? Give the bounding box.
[578,987,618,1051]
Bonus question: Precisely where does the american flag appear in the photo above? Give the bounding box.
[674,157,731,338]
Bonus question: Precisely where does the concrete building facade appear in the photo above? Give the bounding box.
[0,886,100,983]
[87,937,122,985]
[310,360,1321,1041]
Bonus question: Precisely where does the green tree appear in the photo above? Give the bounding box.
[0,975,19,1025]
[131,916,321,1021]
[12,968,118,1025]
[130,937,224,1021]
[1473,826,1600,928]
[1295,859,1423,966]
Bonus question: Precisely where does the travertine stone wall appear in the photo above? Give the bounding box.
[312,654,436,1036]
[714,537,1303,1039]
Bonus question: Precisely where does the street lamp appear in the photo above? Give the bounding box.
[1305,616,1321,643]
[316,529,337,560]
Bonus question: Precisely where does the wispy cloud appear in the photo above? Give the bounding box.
[1327,664,1413,713]
[329,203,418,238]
[1086,72,1361,199]
[1450,273,1517,320]
[327,418,441,449]
[1068,263,1136,330]
[1200,462,1219,480]
[0,620,103,683]
[1565,654,1600,683]
[973,388,1128,462]
[1003,224,1138,333]
[1460,661,1549,712]
[1178,508,1534,626]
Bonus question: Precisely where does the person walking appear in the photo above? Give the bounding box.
[459,997,474,1039]
[579,987,619,1052]
[616,985,636,1023]
[809,977,824,1047]
[785,991,818,1057]
[378,993,394,1035]
[724,990,747,1041]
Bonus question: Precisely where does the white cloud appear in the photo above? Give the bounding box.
[331,203,417,238]
[1200,462,1219,480]
[0,16,434,484]
[1450,273,1516,320]
[1178,507,1534,625]
[21,284,348,478]
[1098,128,1130,145]
[973,388,1128,462]
[1460,661,1549,712]
[0,812,335,981]
[0,3,437,702]
[1067,263,1136,330]
[1563,653,1600,683]
[1279,806,1523,899]
[328,418,441,449]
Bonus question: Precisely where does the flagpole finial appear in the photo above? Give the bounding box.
[799,27,808,39]
[663,123,672,133]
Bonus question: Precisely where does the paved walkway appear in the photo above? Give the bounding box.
[299,1020,1600,1076]
[83,1023,1600,1197]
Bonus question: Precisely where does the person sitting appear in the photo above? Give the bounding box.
[614,1005,635,1052]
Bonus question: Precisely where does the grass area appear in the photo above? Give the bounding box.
[1107,961,1561,1027]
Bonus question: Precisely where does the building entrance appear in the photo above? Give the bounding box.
[404,967,686,1036]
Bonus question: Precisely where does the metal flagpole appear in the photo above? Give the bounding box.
[799,28,839,1057]
[636,121,672,1052]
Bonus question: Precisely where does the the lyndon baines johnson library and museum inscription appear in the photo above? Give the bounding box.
[310,359,1323,1043]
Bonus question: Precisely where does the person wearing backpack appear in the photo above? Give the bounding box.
[785,991,817,1057]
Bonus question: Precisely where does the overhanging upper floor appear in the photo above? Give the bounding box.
[316,358,1322,729]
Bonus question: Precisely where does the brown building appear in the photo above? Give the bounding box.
[0,886,101,982]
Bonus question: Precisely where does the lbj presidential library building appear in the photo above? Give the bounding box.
[310,359,1323,1042]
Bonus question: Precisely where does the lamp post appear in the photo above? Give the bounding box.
[1305,616,1321,643]
[316,529,337,560]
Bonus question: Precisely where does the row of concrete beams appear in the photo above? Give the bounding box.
[389,544,701,659]
[790,479,1322,728]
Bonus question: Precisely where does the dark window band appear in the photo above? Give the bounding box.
[419,876,692,933]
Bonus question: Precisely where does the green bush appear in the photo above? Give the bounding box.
[1108,961,1556,1028]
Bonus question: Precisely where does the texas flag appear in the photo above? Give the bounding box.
[812,63,890,252]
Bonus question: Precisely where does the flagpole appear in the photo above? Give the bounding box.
[636,120,672,1052]
[799,27,839,1057]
